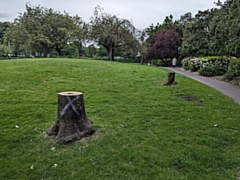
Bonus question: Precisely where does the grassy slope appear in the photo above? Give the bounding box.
[0,58,240,180]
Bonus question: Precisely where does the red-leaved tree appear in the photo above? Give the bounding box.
[146,29,181,60]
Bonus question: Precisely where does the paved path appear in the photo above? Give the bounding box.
[163,67,240,105]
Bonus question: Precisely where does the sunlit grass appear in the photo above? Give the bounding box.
[0,58,240,179]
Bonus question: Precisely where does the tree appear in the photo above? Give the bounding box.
[0,22,10,44]
[146,15,175,41]
[89,6,138,61]
[208,0,240,58]
[69,15,88,56]
[209,2,229,57]
[175,12,193,43]
[146,15,180,62]
[4,3,82,57]
[0,44,12,57]
[4,22,32,55]
[136,30,148,64]
[179,9,215,57]
[226,0,240,57]
[87,44,97,58]
[146,29,181,60]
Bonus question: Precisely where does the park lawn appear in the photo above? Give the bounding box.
[0,58,240,180]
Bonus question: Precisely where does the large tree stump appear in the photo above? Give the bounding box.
[164,72,177,85]
[46,92,95,143]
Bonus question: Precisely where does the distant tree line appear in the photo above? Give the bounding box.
[0,0,239,62]
[145,0,239,63]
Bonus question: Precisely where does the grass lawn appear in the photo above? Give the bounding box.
[0,58,240,180]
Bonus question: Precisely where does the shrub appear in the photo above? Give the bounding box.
[224,58,240,82]
[198,65,227,77]
[181,58,190,70]
[182,57,204,72]
[151,59,171,66]
[223,70,240,80]
[182,56,230,73]
[200,57,230,70]
[198,67,215,77]
[228,58,240,73]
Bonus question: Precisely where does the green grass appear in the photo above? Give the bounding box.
[0,58,240,180]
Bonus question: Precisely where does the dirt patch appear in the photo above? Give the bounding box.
[177,94,204,106]
[210,75,223,81]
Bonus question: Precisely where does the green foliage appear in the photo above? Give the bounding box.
[146,15,176,41]
[198,65,227,77]
[3,3,84,57]
[181,57,201,72]
[179,1,240,58]
[86,44,97,58]
[224,58,240,82]
[151,59,171,66]
[199,57,230,70]
[228,58,240,73]
[0,22,10,44]
[227,0,240,57]
[0,44,12,56]
[182,56,230,73]
[223,70,240,80]
[89,6,138,61]
[179,9,214,57]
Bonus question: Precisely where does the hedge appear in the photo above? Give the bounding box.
[181,56,230,72]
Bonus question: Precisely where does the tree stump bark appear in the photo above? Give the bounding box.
[46,92,95,143]
[164,72,177,85]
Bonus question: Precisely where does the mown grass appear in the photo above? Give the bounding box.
[0,58,240,180]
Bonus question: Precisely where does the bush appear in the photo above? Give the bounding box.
[223,70,240,80]
[181,58,190,70]
[200,57,230,70]
[150,59,171,66]
[198,65,227,77]
[228,58,240,73]
[198,67,215,77]
[182,56,231,75]
[182,57,202,72]
[224,59,240,82]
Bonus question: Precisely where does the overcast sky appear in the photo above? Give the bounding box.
[0,0,217,30]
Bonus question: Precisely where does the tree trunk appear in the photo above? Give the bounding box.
[164,72,177,85]
[55,46,62,56]
[46,92,95,143]
[78,41,84,56]
[108,47,114,61]
[141,53,144,65]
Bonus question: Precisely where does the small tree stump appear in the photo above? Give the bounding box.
[164,72,177,85]
[46,92,95,143]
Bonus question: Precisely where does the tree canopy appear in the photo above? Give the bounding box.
[4,3,84,57]
[178,0,240,58]
[89,6,138,61]
[146,15,180,60]
[146,28,180,60]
